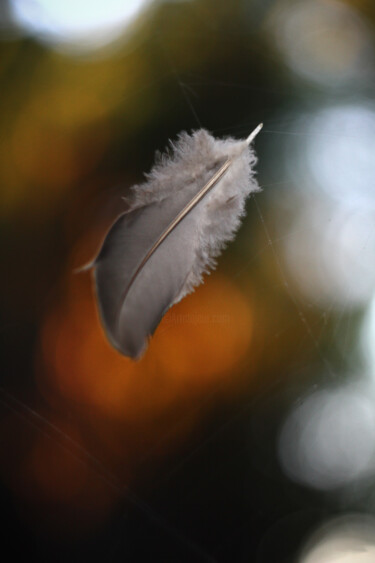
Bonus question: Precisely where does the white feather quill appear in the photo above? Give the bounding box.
[93,124,262,358]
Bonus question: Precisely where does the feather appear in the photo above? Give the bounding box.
[93,124,262,359]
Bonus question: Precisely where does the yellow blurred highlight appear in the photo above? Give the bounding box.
[29,87,108,131]
[2,108,110,216]
[0,47,151,217]
[29,50,151,128]
[11,116,78,187]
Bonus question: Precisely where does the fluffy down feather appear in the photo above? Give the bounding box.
[93,127,261,358]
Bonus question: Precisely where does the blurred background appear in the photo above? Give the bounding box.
[1,0,375,561]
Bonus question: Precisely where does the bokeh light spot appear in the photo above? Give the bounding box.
[269,0,372,87]
[300,515,375,563]
[281,103,375,308]
[278,385,375,490]
[11,0,150,52]
[361,294,375,379]
[284,201,375,307]
[305,105,375,209]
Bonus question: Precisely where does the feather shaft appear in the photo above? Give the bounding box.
[115,158,232,329]
[246,123,263,145]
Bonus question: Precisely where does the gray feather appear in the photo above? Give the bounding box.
[93,126,261,358]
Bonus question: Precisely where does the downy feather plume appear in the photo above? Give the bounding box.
[93,124,262,359]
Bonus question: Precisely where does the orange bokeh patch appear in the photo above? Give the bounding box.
[39,270,254,421]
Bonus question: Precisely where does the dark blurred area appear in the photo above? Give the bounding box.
[1,0,375,561]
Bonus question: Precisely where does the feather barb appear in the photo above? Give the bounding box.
[116,157,232,327]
